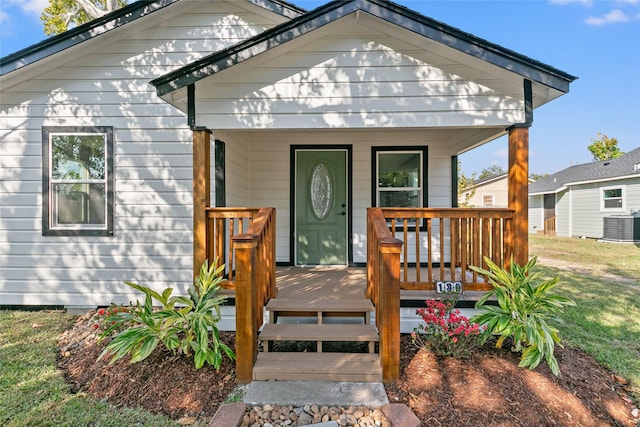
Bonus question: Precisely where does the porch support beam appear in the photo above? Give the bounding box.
[193,127,211,277]
[378,237,402,383]
[508,125,529,266]
[233,234,259,383]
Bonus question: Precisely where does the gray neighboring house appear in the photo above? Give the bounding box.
[528,147,640,241]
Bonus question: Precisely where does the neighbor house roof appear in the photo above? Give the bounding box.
[150,0,578,97]
[0,0,305,76]
[529,147,640,195]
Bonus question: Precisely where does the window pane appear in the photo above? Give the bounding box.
[604,198,622,209]
[603,188,622,199]
[52,135,106,180]
[379,190,420,208]
[378,153,420,188]
[53,183,106,225]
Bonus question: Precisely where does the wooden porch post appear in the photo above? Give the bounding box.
[232,234,258,383]
[508,125,529,266]
[379,237,402,383]
[193,127,211,278]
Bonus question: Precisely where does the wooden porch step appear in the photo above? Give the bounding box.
[260,323,378,342]
[266,298,374,324]
[253,352,382,382]
[266,298,374,313]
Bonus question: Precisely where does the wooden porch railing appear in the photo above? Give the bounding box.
[378,207,514,292]
[366,208,402,382]
[205,207,276,383]
[544,216,556,236]
[367,207,514,381]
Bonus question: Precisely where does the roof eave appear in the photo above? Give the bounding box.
[528,186,567,196]
[0,0,178,76]
[0,0,307,77]
[151,0,578,97]
[564,173,640,187]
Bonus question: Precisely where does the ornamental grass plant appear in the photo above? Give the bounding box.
[470,256,576,376]
[99,259,235,369]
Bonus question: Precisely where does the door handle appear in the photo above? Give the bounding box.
[338,211,346,216]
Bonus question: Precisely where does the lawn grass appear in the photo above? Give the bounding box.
[0,310,177,427]
[530,235,640,399]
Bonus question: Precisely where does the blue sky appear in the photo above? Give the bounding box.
[1,0,639,176]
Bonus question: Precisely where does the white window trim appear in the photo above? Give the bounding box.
[600,184,626,212]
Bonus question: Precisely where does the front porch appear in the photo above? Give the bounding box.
[204,206,517,383]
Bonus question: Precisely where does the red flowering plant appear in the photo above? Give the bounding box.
[91,304,134,334]
[412,298,484,358]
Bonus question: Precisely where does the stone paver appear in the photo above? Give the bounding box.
[382,403,421,427]
[208,402,246,427]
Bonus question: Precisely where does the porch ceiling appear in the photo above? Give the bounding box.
[216,127,506,156]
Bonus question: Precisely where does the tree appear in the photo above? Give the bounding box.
[41,0,127,36]
[587,133,624,161]
[478,165,506,180]
[457,160,477,207]
[529,173,548,181]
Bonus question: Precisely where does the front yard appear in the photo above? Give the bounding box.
[0,235,638,426]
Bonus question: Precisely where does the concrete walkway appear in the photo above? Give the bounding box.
[243,381,389,407]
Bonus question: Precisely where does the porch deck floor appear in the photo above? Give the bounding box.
[274,266,487,302]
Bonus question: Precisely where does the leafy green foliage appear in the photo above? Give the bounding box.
[587,132,624,161]
[41,0,128,36]
[478,164,506,180]
[470,256,575,376]
[457,159,477,207]
[99,260,235,369]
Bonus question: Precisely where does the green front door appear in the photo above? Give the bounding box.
[295,150,348,265]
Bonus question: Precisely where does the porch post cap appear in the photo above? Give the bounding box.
[191,126,212,133]
[506,123,531,131]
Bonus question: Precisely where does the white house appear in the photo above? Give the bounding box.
[460,173,507,208]
[529,147,640,240]
[1,0,576,308]
[1,0,580,381]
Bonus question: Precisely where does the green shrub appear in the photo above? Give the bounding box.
[99,260,235,369]
[470,256,575,376]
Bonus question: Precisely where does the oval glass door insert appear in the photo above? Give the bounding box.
[310,162,332,220]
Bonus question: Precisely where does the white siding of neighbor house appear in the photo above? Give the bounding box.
[195,14,525,131]
[569,178,640,238]
[216,129,456,265]
[0,2,287,307]
[555,190,569,237]
[465,176,509,208]
[528,194,543,234]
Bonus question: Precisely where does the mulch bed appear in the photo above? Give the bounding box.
[57,311,638,426]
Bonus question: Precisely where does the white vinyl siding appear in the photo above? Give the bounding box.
[570,179,639,238]
[195,15,524,130]
[556,190,570,237]
[528,194,543,234]
[0,2,282,306]
[220,129,454,264]
[465,176,509,208]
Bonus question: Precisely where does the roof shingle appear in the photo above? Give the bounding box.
[529,147,640,194]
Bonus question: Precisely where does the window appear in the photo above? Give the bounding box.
[42,127,114,236]
[601,186,624,211]
[482,194,494,206]
[372,147,428,209]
